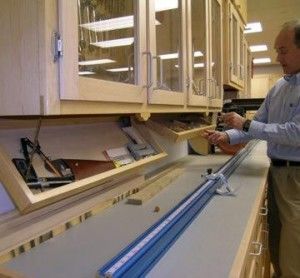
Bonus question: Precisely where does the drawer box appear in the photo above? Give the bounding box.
[146,115,215,143]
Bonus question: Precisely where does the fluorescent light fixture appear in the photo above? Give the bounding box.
[91,37,134,48]
[244,22,262,34]
[253,58,271,64]
[107,67,134,72]
[175,63,204,68]
[81,16,161,32]
[194,51,204,57]
[250,44,268,52]
[160,50,203,60]
[194,63,205,68]
[160,53,179,60]
[155,0,178,12]
[78,71,96,75]
[78,59,115,66]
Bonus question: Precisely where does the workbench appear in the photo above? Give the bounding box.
[2,141,270,278]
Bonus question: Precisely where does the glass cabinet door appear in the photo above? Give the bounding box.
[78,0,135,84]
[229,2,241,86]
[147,0,185,105]
[59,0,147,103]
[210,0,223,106]
[239,23,245,84]
[187,0,209,107]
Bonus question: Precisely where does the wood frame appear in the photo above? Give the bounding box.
[0,118,167,213]
[146,119,215,143]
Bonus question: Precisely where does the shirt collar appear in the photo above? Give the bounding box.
[284,72,300,85]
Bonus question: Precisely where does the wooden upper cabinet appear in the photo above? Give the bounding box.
[0,0,222,116]
[186,0,223,109]
[209,0,223,109]
[146,0,186,106]
[223,0,245,90]
[232,0,247,24]
[59,0,147,104]
[0,1,42,115]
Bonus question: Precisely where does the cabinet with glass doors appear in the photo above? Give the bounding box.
[186,0,223,110]
[223,0,245,90]
[0,0,223,116]
[59,0,147,104]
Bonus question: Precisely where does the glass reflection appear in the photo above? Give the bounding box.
[78,0,135,84]
[191,0,206,96]
[155,0,181,92]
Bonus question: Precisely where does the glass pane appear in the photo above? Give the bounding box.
[155,0,181,92]
[211,0,221,98]
[191,0,207,96]
[232,15,238,76]
[239,26,244,80]
[78,0,135,84]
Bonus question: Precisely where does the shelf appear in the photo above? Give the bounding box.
[0,117,167,213]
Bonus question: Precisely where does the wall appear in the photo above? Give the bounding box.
[251,64,283,98]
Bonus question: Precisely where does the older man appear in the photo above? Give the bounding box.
[204,20,300,277]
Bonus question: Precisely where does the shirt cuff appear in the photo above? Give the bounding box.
[248,120,264,138]
[225,129,245,145]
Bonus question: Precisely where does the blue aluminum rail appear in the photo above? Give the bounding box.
[98,141,257,278]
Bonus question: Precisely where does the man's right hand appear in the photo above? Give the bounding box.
[203,130,229,145]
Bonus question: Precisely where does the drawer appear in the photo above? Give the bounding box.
[146,114,215,143]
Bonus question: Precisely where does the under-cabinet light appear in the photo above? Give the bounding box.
[91,37,134,48]
[155,0,178,12]
[81,16,160,32]
[78,59,115,66]
[107,67,134,72]
[253,58,271,64]
[244,22,262,34]
[250,44,268,52]
[78,71,96,75]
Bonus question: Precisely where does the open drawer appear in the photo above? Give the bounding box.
[146,114,216,143]
[0,116,167,213]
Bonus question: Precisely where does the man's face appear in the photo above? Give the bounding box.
[274,29,300,74]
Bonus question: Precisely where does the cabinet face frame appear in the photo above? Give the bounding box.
[146,0,185,106]
[58,0,147,104]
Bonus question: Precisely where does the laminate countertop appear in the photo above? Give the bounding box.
[3,141,270,278]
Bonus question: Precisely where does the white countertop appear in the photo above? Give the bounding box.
[3,142,269,278]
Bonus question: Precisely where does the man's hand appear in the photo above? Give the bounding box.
[203,130,229,145]
[221,112,246,130]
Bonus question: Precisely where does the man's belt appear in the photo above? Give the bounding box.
[271,159,300,167]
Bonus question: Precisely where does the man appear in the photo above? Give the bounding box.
[204,20,300,277]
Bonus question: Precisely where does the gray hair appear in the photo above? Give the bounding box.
[282,20,300,48]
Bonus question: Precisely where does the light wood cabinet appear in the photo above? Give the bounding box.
[223,0,246,91]
[0,0,222,116]
[232,0,247,24]
[229,181,270,278]
[186,0,223,109]
[239,39,252,98]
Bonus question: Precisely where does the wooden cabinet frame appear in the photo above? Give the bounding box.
[0,117,167,213]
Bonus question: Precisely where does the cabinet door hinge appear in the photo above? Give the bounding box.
[54,32,63,62]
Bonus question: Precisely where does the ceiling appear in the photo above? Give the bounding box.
[246,0,300,65]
